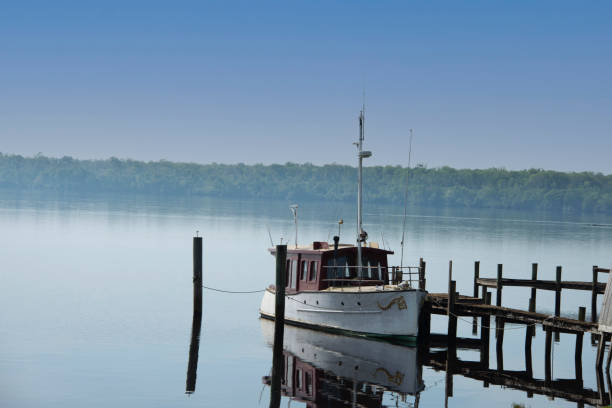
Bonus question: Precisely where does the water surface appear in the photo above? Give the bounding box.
[1,193,612,407]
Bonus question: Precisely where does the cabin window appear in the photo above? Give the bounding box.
[309,261,318,281]
[300,260,308,281]
[327,256,349,280]
[286,357,294,388]
[286,260,291,288]
[372,261,381,281]
[296,368,303,389]
[291,260,298,289]
[305,371,312,394]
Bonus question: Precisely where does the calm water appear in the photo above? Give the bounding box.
[1,193,612,407]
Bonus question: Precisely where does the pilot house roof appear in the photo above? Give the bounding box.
[269,241,394,256]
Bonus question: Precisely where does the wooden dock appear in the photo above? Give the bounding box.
[417,260,612,406]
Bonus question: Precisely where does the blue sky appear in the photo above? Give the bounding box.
[1,1,610,172]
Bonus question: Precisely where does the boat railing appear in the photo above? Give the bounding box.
[321,265,424,289]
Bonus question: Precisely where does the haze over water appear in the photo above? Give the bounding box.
[1,193,612,407]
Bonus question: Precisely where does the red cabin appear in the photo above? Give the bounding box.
[269,241,394,294]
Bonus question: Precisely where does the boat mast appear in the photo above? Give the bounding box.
[356,104,371,277]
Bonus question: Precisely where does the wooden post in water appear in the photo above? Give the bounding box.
[448,280,457,348]
[446,279,457,398]
[419,258,426,290]
[418,297,431,346]
[186,235,203,394]
[472,261,480,335]
[193,236,203,315]
[270,245,287,408]
[592,266,599,346]
[525,318,533,378]
[473,261,480,298]
[530,263,537,337]
[480,287,490,368]
[496,264,503,338]
[555,266,562,342]
[575,307,585,386]
[592,265,599,322]
[544,327,553,385]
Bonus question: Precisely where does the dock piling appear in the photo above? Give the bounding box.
[576,307,585,385]
[495,264,503,338]
[480,287,491,368]
[446,280,457,399]
[419,258,426,290]
[555,266,562,341]
[186,235,203,394]
[473,261,480,335]
[530,263,538,337]
[270,244,287,408]
[193,236,203,315]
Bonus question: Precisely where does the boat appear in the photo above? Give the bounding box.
[259,107,427,345]
[260,318,424,405]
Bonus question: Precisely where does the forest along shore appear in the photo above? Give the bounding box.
[1,153,611,214]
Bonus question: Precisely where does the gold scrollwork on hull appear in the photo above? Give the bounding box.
[374,367,404,386]
[377,296,407,311]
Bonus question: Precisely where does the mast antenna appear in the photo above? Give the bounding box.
[356,104,372,278]
[290,204,299,248]
[400,129,414,269]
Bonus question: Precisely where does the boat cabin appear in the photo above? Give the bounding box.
[269,241,393,293]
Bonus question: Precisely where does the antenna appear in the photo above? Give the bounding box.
[290,204,299,248]
[400,129,414,269]
[267,226,274,247]
[408,128,413,168]
[356,106,372,278]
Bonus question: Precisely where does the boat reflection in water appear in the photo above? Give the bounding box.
[260,318,424,406]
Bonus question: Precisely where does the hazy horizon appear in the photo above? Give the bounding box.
[1,1,610,173]
[4,150,612,175]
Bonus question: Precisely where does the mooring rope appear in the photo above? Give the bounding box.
[202,285,266,294]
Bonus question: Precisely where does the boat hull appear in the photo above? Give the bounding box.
[259,287,426,345]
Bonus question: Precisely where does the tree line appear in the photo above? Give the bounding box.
[1,153,611,214]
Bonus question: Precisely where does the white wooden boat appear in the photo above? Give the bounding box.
[259,107,427,345]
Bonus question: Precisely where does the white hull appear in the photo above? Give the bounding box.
[259,287,426,341]
[260,318,424,394]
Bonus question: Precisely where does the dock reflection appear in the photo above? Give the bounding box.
[260,318,424,407]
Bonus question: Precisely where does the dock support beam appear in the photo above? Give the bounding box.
[480,287,491,368]
[419,258,426,290]
[555,266,562,342]
[529,263,537,337]
[525,321,533,378]
[473,261,480,335]
[446,279,457,399]
[576,307,585,385]
[496,264,503,338]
